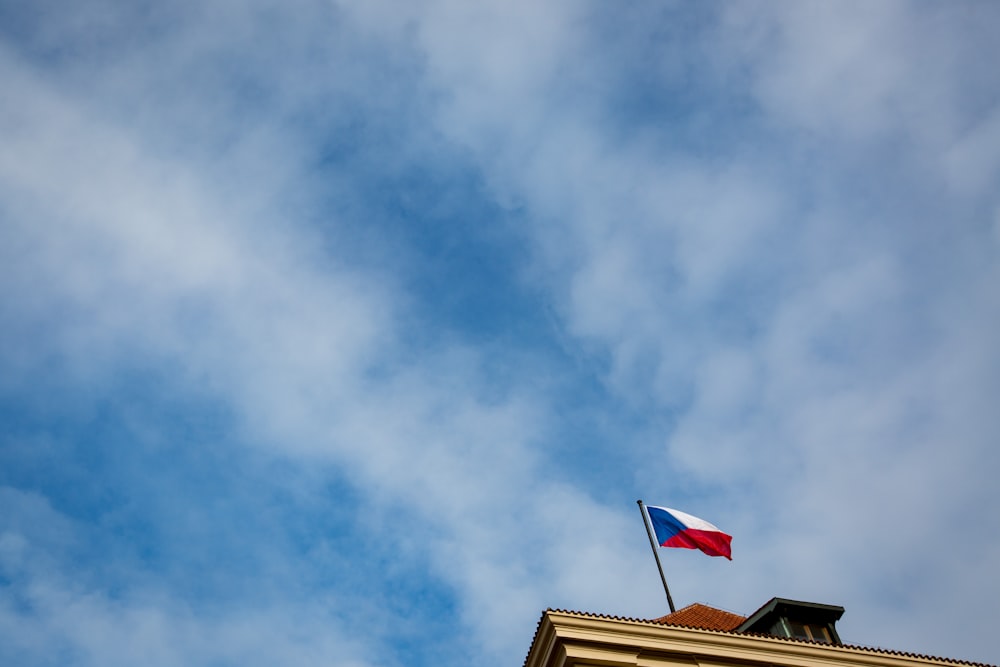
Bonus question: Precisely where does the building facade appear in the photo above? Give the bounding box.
[523,601,993,667]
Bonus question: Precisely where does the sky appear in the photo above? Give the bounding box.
[1,2,999,666]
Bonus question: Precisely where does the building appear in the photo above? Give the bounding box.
[523,598,993,667]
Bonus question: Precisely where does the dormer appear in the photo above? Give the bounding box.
[737,597,844,644]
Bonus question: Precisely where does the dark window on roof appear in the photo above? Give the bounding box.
[739,598,844,645]
[783,621,833,643]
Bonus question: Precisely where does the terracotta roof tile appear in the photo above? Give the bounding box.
[651,603,747,631]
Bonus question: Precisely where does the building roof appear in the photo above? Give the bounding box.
[652,603,747,631]
[523,608,998,667]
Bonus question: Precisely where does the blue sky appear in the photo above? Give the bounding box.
[2,2,999,666]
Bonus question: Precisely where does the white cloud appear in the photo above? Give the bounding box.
[0,21,661,665]
[2,2,1000,666]
[362,1,1000,662]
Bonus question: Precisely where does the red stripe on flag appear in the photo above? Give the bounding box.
[663,528,732,560]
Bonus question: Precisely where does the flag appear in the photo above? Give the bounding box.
[645,505,732,560]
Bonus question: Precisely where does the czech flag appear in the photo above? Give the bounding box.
[645,505,732,560]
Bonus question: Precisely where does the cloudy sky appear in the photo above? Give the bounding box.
[2,2,999,666]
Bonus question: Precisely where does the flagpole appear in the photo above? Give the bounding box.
[637,499,676,613]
